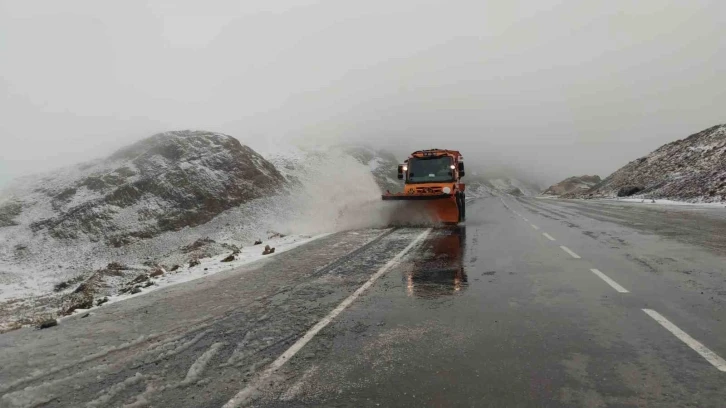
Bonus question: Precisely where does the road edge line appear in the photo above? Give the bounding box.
[642,309,726,372]
[222,228,432,407]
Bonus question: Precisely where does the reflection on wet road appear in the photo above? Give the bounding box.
[406,226,467,298]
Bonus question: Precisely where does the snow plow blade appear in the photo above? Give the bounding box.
[381,194,453,201]
[381,194,460,224]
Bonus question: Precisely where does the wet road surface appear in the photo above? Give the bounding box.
[2,196,726,407]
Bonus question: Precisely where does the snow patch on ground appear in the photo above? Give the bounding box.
[609,198,726,208]
[96,233,327,309]
[466,184,496,200]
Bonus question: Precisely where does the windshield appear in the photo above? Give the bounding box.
[407,157,454,183]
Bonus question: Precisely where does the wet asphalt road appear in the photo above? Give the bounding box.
[2,195,726,407]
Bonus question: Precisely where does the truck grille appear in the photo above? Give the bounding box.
[415,186,443,194]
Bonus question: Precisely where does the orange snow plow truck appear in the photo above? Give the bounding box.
[382,149,466,224]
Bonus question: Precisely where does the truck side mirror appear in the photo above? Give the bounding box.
[458,162,465,177]
[397,165,404,179]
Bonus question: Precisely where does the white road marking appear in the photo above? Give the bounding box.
[542,233,556,241]
[560,246,581,259]
[223,228,432,407]
[523,217,529,222]
[590,269,629,293]
[530,224,540,230]
[642,309,726,372]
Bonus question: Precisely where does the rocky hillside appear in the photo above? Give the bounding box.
[542,175,601,196]
[575,124,726,201]
[0,131,293,305]
[0,131,285,248]
[0,131,304,329]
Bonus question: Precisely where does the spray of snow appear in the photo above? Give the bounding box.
[269,148,391,235]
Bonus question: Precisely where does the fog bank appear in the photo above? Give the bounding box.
[2,0,724,187]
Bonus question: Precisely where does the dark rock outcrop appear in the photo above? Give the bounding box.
[149,268,164,277]
[617,185,644,197]
[38,319,58,329]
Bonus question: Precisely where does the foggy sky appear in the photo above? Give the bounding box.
[1,0,724,188]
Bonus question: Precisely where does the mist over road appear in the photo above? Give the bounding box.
[2,195,726,407]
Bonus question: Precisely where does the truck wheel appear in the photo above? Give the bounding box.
[456,193,464,223]
[461,194,466,221]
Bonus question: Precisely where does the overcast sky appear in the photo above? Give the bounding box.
[1,0,724,187]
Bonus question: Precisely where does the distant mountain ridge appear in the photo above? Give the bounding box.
[543,175,601,196]
[572,124,726,202]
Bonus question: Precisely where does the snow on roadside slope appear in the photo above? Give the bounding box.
[76,233,329,312]
[608,198,726,208]
[0,232,327,332]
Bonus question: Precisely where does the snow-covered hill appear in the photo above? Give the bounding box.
[1,131,285,248]
[461,171,542,198]
[573,124,726,202]
[487,178,541,197]
[0,131,300,319]
[543,175,601,196]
